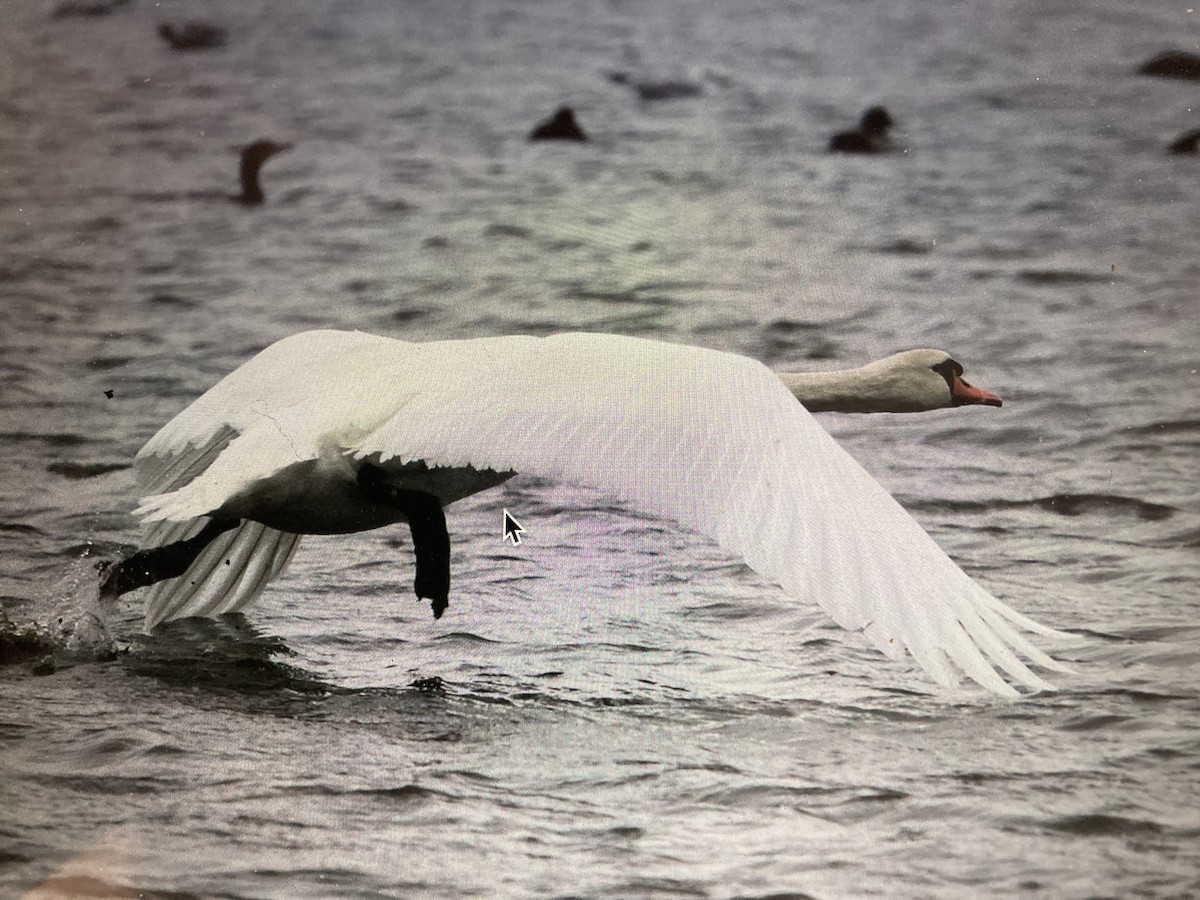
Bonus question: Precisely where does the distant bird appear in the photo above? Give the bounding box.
[51,0,131,18]
[607,72,704,102]
[97,330,1071,697]
[1168,128,1200,154]
[235,140,290,205]
[158,21,226,51]
[528,106,588,142]
[1137,51,1200,81]
[829,106,897,154]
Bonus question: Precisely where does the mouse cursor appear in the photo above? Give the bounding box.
[503,509,525,545]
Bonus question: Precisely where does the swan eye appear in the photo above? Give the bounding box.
[930,359,964,389]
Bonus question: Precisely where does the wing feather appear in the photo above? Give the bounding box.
[142,523,301,627]
[132,378,316,627]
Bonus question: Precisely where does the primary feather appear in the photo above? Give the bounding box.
[133,330,1070,695]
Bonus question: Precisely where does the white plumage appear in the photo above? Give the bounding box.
[131,330,1070,696]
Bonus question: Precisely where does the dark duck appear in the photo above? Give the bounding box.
[829,106,896,154]
[158,21,227,51]
[1138,51,1200,81]
[235,140,290,205]
[528,106,589,142]
[1168,128,1200,154]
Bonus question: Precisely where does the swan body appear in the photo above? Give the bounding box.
[128,330,1068,696]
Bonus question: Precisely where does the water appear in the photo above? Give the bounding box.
[2,0,1198,896]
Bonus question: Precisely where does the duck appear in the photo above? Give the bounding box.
[829,106,897,154]
[1137,51,1200,81]
[158,21,226,51]
[528,106,589,142]
[99,331,1069,697]
[234,140,290,205]
[1168,128,1200,154]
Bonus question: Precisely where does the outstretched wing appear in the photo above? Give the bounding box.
[134,330,1068,694]
[352,333,1069,696]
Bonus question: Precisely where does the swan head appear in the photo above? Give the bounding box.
[783,349,1003,413]
[863,349,1003,412]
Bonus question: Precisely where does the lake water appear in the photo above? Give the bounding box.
[1,0,1198,897]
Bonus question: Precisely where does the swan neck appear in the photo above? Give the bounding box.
[779,365,905,414]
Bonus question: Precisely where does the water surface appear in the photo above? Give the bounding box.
[2,1,1198,897]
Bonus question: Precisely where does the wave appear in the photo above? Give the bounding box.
[913,492,1176,522]
[1043,813,1164,837]
[46,461,131,479]
[1014,269,1117,285]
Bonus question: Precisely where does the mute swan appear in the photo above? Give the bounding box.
[829,106,897,155]
[101,331,1069,696]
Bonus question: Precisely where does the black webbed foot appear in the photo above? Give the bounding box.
[358,465,451,618]
[97,517,239,597]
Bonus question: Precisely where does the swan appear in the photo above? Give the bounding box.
[101,331,1069,696]
[829,106,897,155]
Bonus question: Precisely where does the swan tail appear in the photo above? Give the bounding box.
[141,519,301,629]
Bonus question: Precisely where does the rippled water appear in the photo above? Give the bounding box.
[2,0,1199,897]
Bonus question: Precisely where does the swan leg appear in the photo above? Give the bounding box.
[357,465,451,619]
[98,516,240,596]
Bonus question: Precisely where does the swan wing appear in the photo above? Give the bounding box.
[352,333,1068,696]
[132,426,304,628]
[140,521,301,628]
[136,330,389,466]
[129,330,462,626]
[134,330,417,521]
[133,331,1068,693]
[130,336,364,626]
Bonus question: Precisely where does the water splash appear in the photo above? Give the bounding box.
[1,557,119,671]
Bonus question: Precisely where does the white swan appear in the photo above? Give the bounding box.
[109,330,1070,696]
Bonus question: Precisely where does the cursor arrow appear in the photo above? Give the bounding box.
[502,509,525,545]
